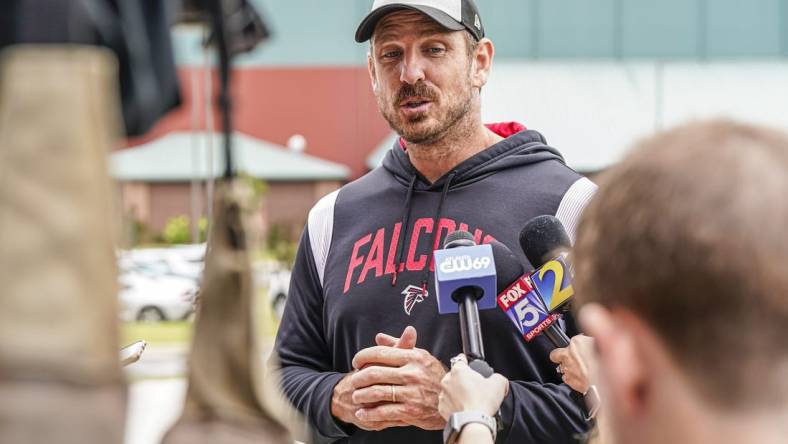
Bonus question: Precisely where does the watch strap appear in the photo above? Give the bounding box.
[443,411,497,444]
[583,385,602,420]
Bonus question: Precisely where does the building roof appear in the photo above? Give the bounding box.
[123,67,391,180]
[111,131,350,182]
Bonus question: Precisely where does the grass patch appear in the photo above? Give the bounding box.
[121,321,194,346]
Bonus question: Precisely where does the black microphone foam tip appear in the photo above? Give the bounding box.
[489,240,527,295]
[519,215,571,268]
[444,230,476,249]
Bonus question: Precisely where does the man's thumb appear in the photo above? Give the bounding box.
[397,325,417,349]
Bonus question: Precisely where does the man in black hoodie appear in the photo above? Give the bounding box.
[274,1,597,443]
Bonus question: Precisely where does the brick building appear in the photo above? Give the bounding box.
[112,131,348,241]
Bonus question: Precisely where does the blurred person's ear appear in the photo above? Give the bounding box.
[579,304,649,418]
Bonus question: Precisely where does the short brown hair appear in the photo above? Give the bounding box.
[574,120,788,409]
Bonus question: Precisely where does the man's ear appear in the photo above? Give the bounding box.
[579,304,649,418]
[471,38,494,90]
[367,52,379,92]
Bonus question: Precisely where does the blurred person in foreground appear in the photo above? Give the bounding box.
[439,119,788,444]
[272,0,597,442]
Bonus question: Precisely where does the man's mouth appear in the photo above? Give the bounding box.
[400,98,431,109]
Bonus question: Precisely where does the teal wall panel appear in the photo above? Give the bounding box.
[173,0,788,66]
[536,0,618,58]
[706,0,782,57]
[242,0,369,65]
[620,0,700,58]
[482,0,537,58]
[783,0,788,55]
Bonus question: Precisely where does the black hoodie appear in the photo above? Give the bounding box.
[274,123,598,444]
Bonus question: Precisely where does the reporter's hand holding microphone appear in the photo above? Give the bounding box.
[438,354,507,444]
[440,335,599,416]
[437,218,604,444]
[550,334,595,394]
[439,341,603,444]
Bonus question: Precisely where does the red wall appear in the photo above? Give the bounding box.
[125,67,392,180]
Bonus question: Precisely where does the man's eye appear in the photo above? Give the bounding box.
[426,47,446,55]
[382,50,402,59]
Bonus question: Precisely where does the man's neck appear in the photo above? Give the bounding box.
[652,396,788,444]
[690,408,788,444]
[405,119,504,184]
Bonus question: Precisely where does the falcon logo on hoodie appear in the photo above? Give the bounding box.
[402,284,427,315]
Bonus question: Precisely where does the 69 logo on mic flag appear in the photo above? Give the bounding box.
[433,244,497,314]
[438,254,492,274]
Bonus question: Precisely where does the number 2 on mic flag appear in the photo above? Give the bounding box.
[530,257,574,312]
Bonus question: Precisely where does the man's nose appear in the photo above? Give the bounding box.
[400,53,426,85]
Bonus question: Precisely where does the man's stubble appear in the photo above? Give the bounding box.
[376,73,475,147]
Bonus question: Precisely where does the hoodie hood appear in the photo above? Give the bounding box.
[381,122,566,191]
[379,121,568,289]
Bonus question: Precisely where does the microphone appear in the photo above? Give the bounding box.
[519,215,572,268]
[488,240,568,347]
[434,230,496,376]
[519,218,591,407]
[519,215,575,313]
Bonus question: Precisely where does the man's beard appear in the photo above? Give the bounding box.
[378,81,474,145]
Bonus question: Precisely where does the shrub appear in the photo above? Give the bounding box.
[163,215,191,244]
[266,223,298,266]
[198,217,208,242]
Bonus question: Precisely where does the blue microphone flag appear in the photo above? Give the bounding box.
[433,244,497,314]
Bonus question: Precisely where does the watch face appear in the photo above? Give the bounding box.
[450,412,466,431]
[584,385,601,419]
[443,415,462,444]
[445,411,497,442]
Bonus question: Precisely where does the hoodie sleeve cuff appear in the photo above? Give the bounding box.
[313,372,356,440]
[495,386,516,443]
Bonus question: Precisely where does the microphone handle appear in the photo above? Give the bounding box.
[457,291,485,361]
[544,323,570,348]
[469,358,494,377]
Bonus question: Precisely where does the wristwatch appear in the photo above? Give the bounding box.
[583,385,601,421]
[443,411,497,444]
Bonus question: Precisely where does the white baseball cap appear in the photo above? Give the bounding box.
[355,0,485,43]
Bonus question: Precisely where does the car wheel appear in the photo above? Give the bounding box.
[137,306,166,322]
[272,293,287,320]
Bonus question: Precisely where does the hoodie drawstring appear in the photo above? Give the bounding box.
[391,175,417,286]
[421,171,456,293]
[391,172,457,290]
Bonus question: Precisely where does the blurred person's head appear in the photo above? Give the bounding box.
[355,0,493,145]
[575,120,788,444]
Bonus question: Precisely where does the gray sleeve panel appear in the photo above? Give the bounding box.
[554,177,597,245]
[307,189,340,288]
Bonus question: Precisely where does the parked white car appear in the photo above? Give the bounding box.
[120,244,205,284]
[253,260,292,320]
[118,272,198,322]
[267,269,291,319]
[117,245,205,322]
